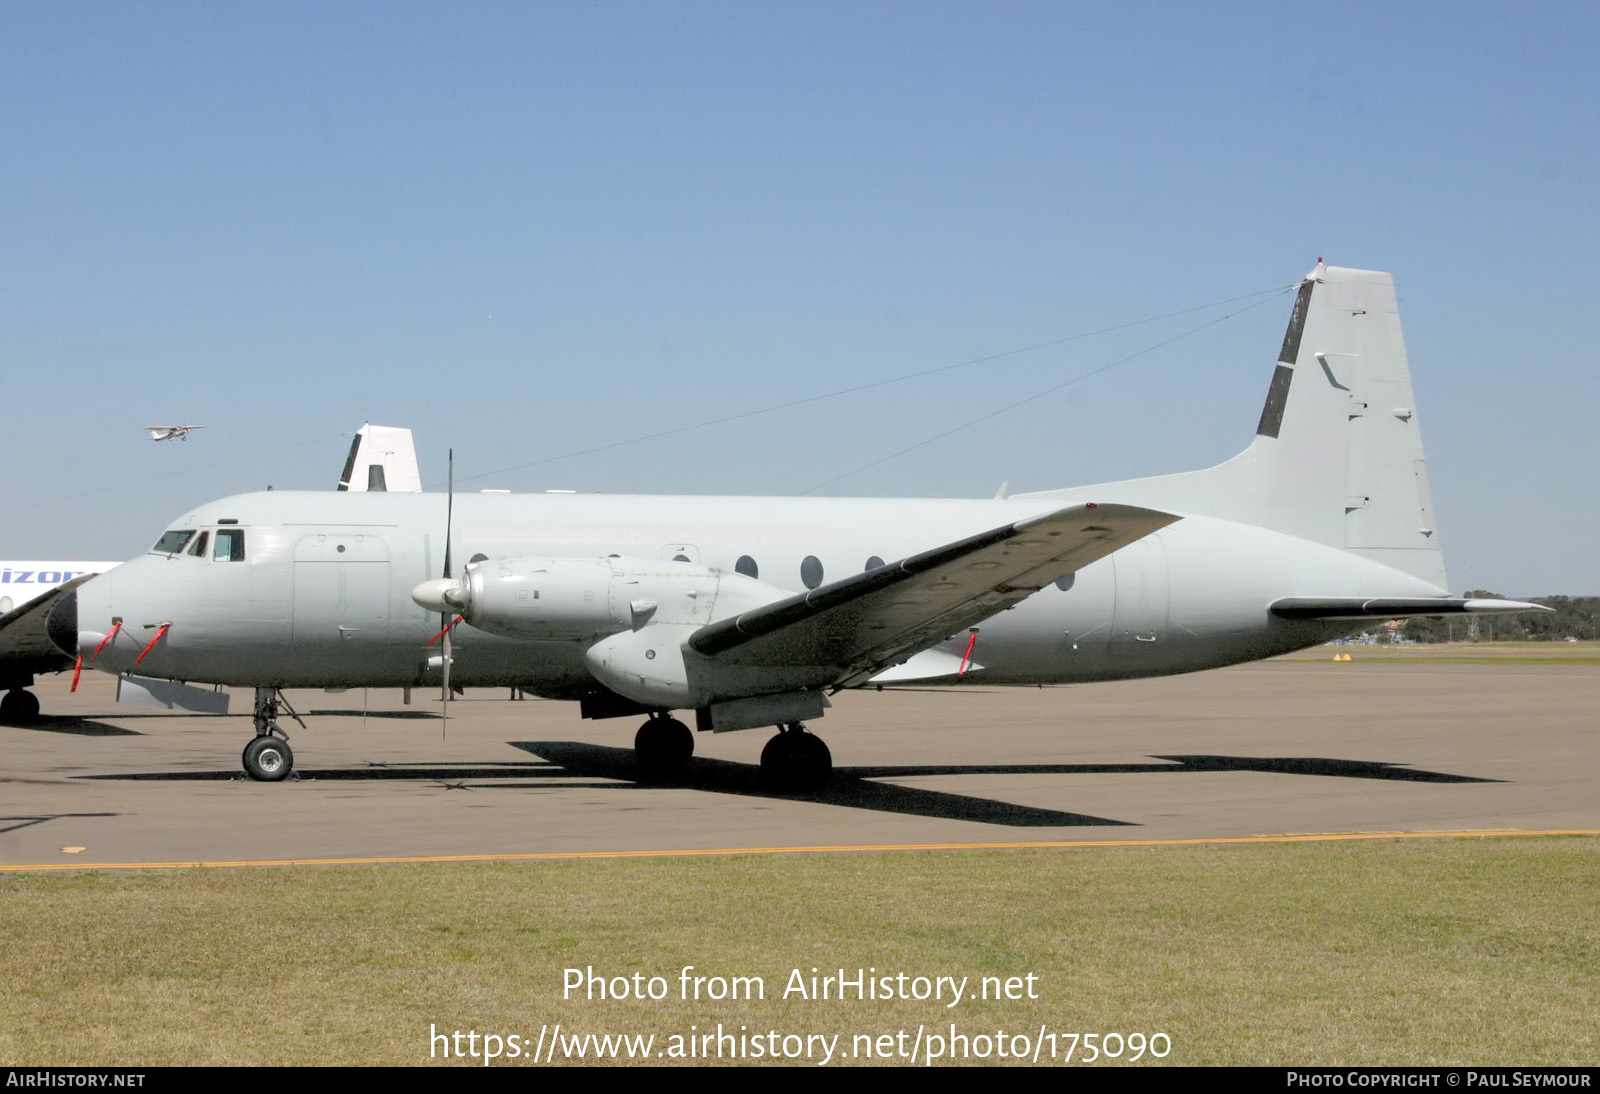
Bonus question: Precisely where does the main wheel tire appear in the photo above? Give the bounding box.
[0,689,41,725]
[634,716,693,778]
[760,729,832,792]
[242,735,294,782]
[242,725,280,770]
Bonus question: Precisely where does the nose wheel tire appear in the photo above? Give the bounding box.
[243,735,294,782]
[634,715,693,778]
[760,726,832,791]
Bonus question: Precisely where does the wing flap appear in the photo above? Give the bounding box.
[690,503,1179,680]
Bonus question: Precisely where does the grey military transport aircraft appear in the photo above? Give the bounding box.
[45,264,1540,789]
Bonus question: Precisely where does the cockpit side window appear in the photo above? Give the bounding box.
[152,530,196,555]
[214,528,246,562]
[188,531,210,558]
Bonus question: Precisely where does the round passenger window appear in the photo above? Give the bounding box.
[673,554,691,563]
[735,555,759,579]
[800,555,824,589]
[865,555,885,572]
[1054,573,1076,592]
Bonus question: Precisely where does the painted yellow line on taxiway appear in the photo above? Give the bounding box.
[3,828,1597,872]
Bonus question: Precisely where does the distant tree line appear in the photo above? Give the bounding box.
[1400,593,1599,642]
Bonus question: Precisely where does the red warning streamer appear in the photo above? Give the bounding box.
[91,620,122,661]
[427,615,465,646]
[70,653,84,693]
[134,623,170,665]
[957,630,979,676]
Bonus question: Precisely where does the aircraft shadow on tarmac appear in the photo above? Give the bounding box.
[307,710,443,720]
[0,812,120,835]
[851,754,1501,785]
[77,744,1499,829]
[4,715,143,737]
[507,742,1128,827]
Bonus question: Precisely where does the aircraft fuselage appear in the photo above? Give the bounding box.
[69,489,1439,697]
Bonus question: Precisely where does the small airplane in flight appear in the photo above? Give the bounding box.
[145,425,204,442]
[49,264,1542,787]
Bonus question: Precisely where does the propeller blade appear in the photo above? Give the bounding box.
[442,625,452,702]
[441,447,455,711]
[443,448,454,579]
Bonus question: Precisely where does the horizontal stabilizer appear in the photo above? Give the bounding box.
[1270,597,1551,621]
[690,502,1179,685]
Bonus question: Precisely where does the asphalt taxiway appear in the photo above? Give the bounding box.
[3,654,1597,868]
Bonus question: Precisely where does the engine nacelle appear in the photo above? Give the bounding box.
[412,555,841,717]
[412,555,789,645]
[583,624,836,711]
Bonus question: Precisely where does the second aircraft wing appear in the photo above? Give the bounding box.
[0,575,100,679]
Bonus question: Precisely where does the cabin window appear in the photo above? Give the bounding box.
[188,531,210,558]
[152,530,195,555]
[865,555,885,571]
[800,555,823,589]
[735,555,758,579]
[214,529,246,562]
[1054,573,1076,592]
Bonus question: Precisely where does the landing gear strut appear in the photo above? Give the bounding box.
[243,687,295,782]
[634,713,693,778]
[0,688,41,725]
[760,723,831,791]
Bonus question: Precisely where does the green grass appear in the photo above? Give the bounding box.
[3,839,1597,1066]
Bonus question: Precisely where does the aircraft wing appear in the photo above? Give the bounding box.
[0,574,99,678]
[689,503,1180,686]
[1270,597,1551,620]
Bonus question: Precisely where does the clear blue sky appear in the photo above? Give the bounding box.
[2,2,1595,594]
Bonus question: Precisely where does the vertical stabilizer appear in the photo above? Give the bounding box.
[1252,263,1444,587]
[336,423,423,493]
[1020,263,1448,590]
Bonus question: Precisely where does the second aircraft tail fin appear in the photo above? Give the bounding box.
[337,423,423,493]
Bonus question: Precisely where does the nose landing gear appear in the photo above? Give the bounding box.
[243,687,299,782]
[243,733,293,781]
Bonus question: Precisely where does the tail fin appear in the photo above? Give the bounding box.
[1021,262,1448,590]
[336,423,423,493]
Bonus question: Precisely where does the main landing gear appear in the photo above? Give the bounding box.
[634,713,693,779]
[243,687,296,782]
[630,714,834,791]
[0,688,41,725]
[759,723,832,792]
